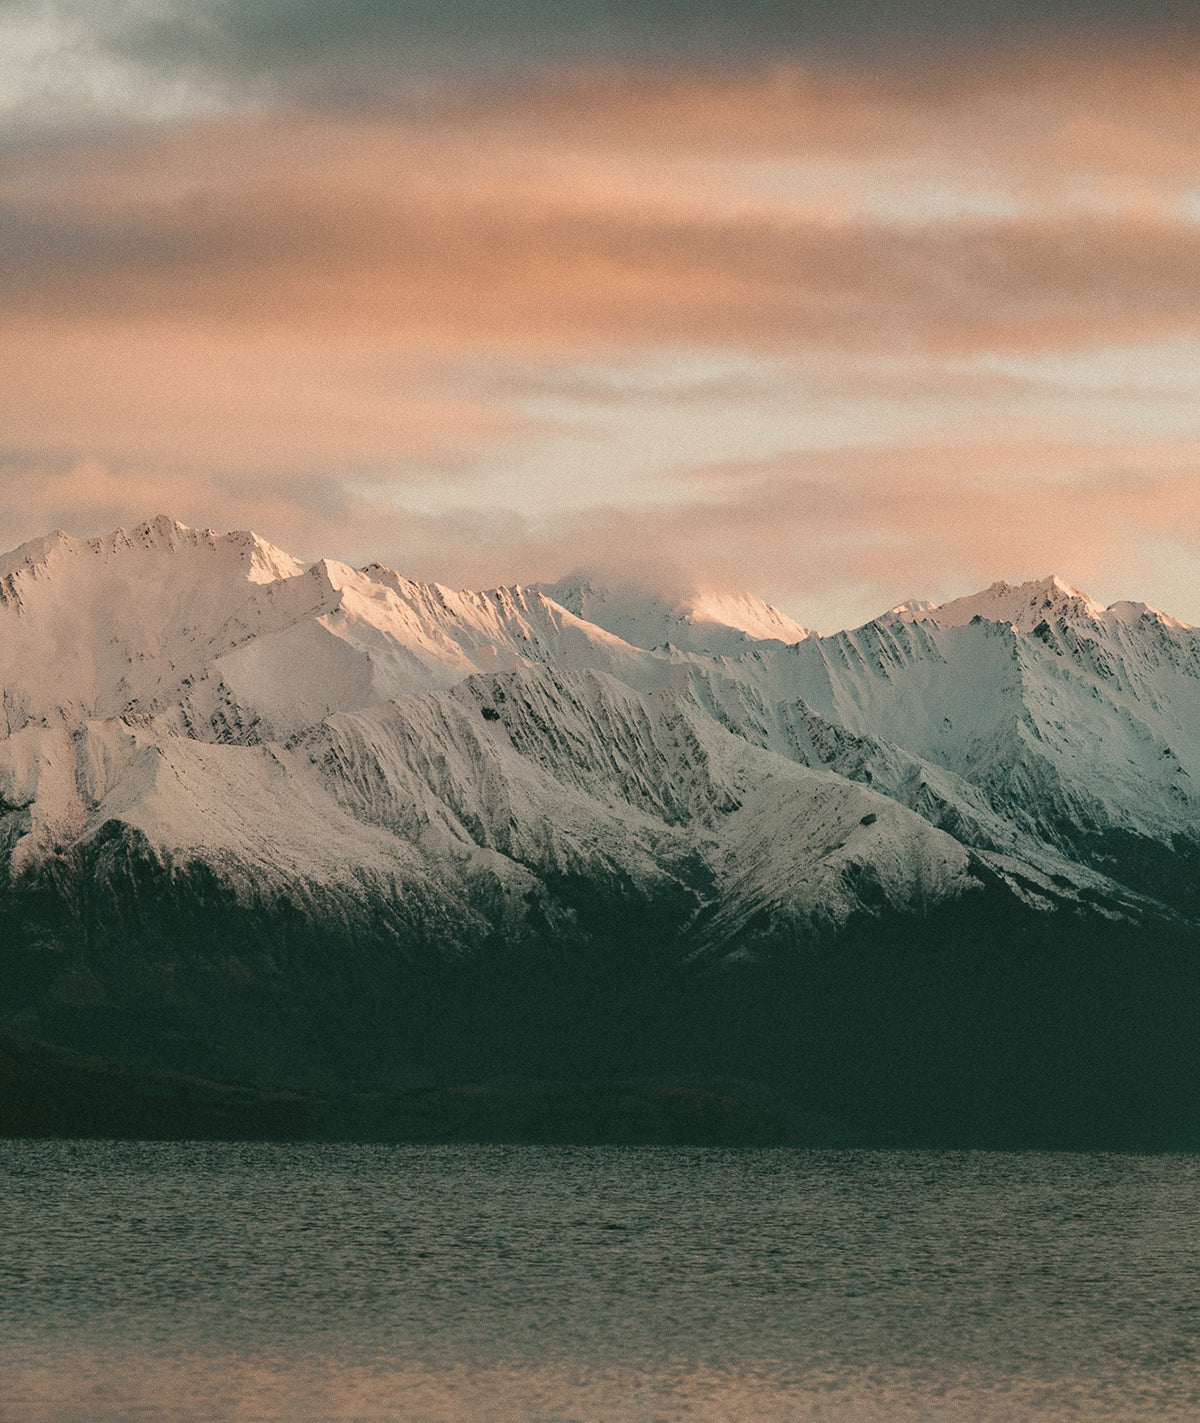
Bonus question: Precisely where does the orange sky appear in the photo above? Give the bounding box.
[2,30,1199,628]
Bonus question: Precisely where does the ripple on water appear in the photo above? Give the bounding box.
[2,1141,1198,1422]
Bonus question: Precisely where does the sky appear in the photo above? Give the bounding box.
[2,1,1199,630]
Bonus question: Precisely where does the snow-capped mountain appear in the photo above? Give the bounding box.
[779,576,1200,882]
[3,519,1198,1143]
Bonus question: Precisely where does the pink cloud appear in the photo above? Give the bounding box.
[1,47,1198,626]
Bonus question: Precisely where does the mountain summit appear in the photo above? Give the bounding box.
[3,520,1199,1146]
[888,574,1188,633]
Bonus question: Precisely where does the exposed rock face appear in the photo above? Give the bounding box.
[3,519,1199,1144]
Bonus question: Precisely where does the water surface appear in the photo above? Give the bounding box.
[2,1141,1197,1421]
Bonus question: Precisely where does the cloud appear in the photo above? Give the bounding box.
[6,433,1200,634]
[5,80,1200,361]
[440,435,1200,628]
[0,315,533,479]
[679,438,1200,585]
[64,0,1200,87]
[0,456,407,565]
[3,3,1198,137]
[2,48,1200,627]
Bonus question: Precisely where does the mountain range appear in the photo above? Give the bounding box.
[3,517,1198,1146]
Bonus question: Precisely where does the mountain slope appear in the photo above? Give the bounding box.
[739,578,1200,905]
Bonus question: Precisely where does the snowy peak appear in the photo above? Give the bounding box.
[685,591,812,647]
[95,516,307,586]
[886,575,1189,634]
[536,577,810,655]
[0,518,311,736]
[887,597,938,619]
[1102,599,1190,630]
[0,517,305,593]
[0,528,74,581]
[942,575,1106,629]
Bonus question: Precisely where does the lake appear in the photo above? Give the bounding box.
[2,1141,1198,1421]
